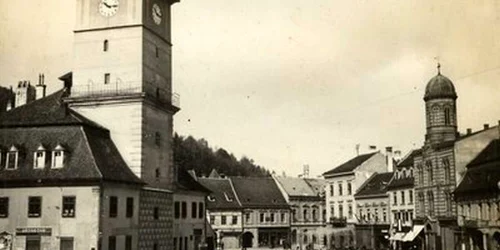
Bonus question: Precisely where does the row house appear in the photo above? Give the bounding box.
[387,149,419,249]
[322,150,390,248]
[354,172,393,250]
[199,175,290,249]
[455,139,500,250]
[198,176,242,249]
[273,176,329,249]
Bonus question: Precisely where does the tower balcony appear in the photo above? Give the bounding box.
[68,81,180,109]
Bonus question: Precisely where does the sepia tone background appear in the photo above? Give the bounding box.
[1,0,500,176]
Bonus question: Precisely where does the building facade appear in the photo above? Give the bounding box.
[455,139,500,250]
[354,172,393,250]
[323,151,390,248]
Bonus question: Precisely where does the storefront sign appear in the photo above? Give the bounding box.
[15,227,52,236]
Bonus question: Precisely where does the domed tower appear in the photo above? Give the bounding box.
[424,64,458,145]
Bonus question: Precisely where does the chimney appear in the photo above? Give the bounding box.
[466,128,472,135]
[368,145,377,152]
[484,124,490,130]
[385,146,394,172]
[15,80,36,108]
[35,73,46,100]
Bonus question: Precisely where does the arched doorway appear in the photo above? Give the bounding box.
[242,232,254,248]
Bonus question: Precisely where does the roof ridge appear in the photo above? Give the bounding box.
[228,178,242,207]
[79,126,103,179]
[354,172,378,196]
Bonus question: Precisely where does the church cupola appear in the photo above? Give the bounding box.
[424,64,458,144]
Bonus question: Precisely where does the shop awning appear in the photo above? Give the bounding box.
[389,232,406,241]
[402,225,424,242]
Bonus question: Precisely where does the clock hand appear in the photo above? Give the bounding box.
[103,2,111,8]
[110,4,118,7]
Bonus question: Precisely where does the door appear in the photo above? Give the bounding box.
[60,237,74,250]
[25,237,41,250]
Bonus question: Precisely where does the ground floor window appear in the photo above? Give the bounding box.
[60,237,74,250]
[26,236,41,250]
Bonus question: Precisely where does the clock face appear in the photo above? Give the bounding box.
[152,3,162,25]
[99,0,119,17]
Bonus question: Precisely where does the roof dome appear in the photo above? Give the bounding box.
[424,66,457,101]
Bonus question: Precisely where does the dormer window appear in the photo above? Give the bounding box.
[207,195,215,202]
[224,192,233,202]
[6,145,18,170]
[52,144,65,169]
[33,144,46,169]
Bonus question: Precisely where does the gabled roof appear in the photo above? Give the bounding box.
[323,152,377,176]
[230,177,289,209]
[304,178,326,197]
[355,172,393,198]
[0,126,143,186]
[0,89,104,129]
[275,177,318,198]
[175,168,211,194]
[454,139,500,196]
[208,169,221,178]
[198,178,241,210]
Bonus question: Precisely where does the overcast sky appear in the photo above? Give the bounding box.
[2,0,500,177]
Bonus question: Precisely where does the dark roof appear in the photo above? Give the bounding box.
[455,139,500,196]
[424,73,457,101]
[198,178,241,210]
[0,89,104,129]
[0,126,143,186]
[387,150,418,190]
[304,178,326,197]
[396,149,420,168]
[230,177,289,208]
[175,168,211,194]
[323,152,377,176]
[0,87,13,115]
[355,172,393,198]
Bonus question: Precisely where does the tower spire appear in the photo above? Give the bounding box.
[437,62,441,75]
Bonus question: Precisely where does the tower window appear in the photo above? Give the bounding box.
[155,168,160,178]
[104,73,111,84]
[155,46,159,58]
[103,40,109,52]
[444,107,451,125]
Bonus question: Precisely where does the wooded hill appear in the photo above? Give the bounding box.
[173,133,270,177]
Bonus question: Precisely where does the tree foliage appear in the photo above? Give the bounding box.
[173,133,270,177]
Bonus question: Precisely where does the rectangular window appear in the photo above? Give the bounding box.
[330,184,334,196]
[126,197,134,218]
[34,151,45,169]
[393,192,397,205]
[181,202,187,218]
[338,204,343,218]
[28,196,42,218]
[347,182,352,195]
[60,237,74,250]
[153,207,159,220]
[374,208,379,222]
[409,190,413,204]
[104,73,111,84]
[383,208,387,222]
[52,151,64,168]
[338,183,343,196]
[348,204,353,219]
[108,236,116,250]
[210,215,215,224]
[401,191,405,205]
[191,202,197,218]
[26,237,41,250]
[260,213,264,223]
[174,238,177,250]
[232,215,238,225]
[330,205,335,217]
[198,202,204,219]
[6,152,17,170]
[125,235,132,250]
[221,215,227,225]
[270,213,275,222]
[0,197,8,218]
[367,209,371,221]
[281,212,286,222]
[155,132,161,146]
[245,213,250,223]
[174,201,180,218]
[109,196,118,218]
[62,196,75,218]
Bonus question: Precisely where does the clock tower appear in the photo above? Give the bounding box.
[66,0,180,189]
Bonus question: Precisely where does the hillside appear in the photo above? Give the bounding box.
[173,133,270,177]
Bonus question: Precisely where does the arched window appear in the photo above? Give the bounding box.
[444,107,451,125]
[428,191,434,216]
[103,40,109,52]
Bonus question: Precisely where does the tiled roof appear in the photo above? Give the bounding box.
[198,178,241,210]
[275,177,317,197]
[230,177,289,208]
[454,139,500,195]
[323,152,377,176]
[175,167,211,194]
[354,172,393,198]
[304,178,326,197]
[0,126,143,186]
[0,89,103,129]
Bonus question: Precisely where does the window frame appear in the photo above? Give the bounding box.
[109,196,118,218]
[28,196,42,218]
[126,197,134,218]
[0,197,9,218]
[62,196,76,218]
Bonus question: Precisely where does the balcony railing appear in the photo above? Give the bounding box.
[329,217,347,227]
[69,81,180,109]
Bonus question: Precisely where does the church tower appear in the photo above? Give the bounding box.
[66,0,180,189]
[424,64,458,145]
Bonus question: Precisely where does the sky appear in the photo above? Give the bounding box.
[2,0,500,177]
